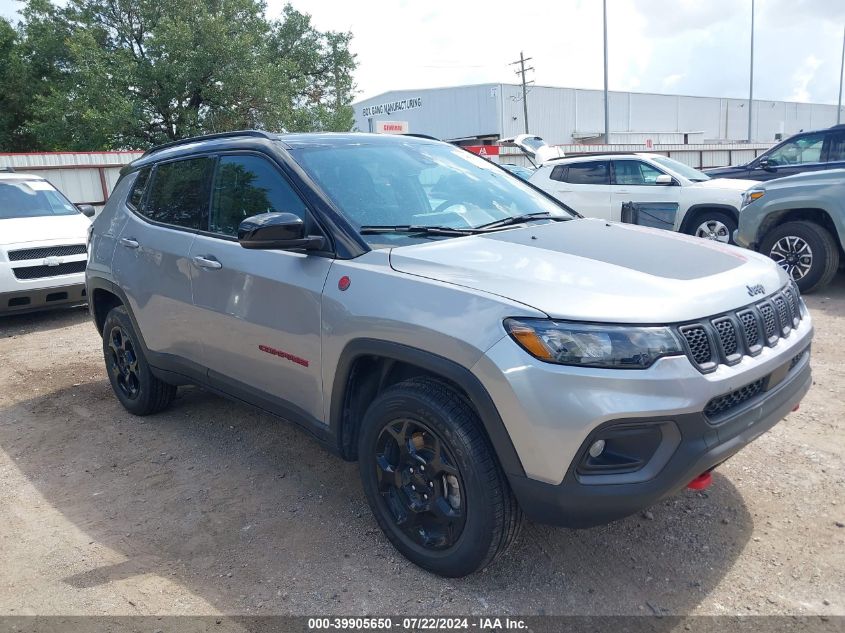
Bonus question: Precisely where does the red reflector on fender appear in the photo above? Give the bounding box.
[687,472,712,490]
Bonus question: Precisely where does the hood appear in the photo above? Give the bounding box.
[389,219,786,323]
[0,214,91,247]
[702,165,750,178]
[688,177,758,192]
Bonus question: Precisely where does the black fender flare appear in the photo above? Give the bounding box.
[330,338,526,478]
[680,203,739,234]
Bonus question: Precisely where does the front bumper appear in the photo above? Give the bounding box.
[0,283,87,314]
[508,356,811,527]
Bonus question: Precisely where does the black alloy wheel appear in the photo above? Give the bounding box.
[358,377,522,577]
[101,305,176,415]
[107,324,141,400]
[374,418,466,549]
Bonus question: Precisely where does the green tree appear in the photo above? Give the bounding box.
[3,0,357,150]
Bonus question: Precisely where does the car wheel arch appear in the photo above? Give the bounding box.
[329,338,526,478]
[758,207,843,254]
[679,204,739,234]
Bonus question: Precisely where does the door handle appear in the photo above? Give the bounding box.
[192,255,222,270]
[615,190,630,194]
[119,237,139,249]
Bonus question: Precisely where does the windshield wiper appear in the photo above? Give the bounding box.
[474,212,568,230]
[359,225,482,236]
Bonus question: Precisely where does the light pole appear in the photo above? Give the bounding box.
[838,25,845,125]
[603,0,610,143]
[747,0,755,142]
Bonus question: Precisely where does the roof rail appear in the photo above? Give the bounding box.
[141,130,276,157]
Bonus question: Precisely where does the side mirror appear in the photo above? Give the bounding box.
[77,204,96,218]
[655,174,675,186]
[759,157,776,172]
[238,212,325,251]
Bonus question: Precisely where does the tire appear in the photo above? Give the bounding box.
[102,305,176,415]
[760,221,840,293]
[357,377,522,577]
[687,210,738,244]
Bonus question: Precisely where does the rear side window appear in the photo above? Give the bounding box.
[127,168,150,210]
[826,132,845,162]
[210,154,308,236]
[562,161,610,185]
[549,165,567,182]
[142,157,213,229]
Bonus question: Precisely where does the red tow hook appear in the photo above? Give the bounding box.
[792,403,800,412]
[687,471,713,490]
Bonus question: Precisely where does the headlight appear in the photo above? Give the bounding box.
[741,189,765,208]
[504,318,684,369]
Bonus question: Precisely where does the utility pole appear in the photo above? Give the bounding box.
[838,24,845,125]
[603,0,610,143]
[510,52,534,134]
[747,0,755,141]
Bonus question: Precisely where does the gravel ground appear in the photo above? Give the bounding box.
[0,276,843,618]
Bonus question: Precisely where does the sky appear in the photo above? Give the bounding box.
[2,0,844,105]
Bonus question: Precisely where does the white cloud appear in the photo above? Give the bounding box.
[790,55,824,102]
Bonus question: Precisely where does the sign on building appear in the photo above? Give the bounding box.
[464,145,500,157]
[361,97,422,118]
[375,120,409,134]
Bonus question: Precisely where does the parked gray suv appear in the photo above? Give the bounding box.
[87,131,813,577]
[736,168,845,293]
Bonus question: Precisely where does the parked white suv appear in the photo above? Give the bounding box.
[0,171,94,315]
[529,154,757,243]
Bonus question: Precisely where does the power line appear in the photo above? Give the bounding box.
[509,52,534,134]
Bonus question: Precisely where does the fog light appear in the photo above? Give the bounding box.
[588,439,606,458]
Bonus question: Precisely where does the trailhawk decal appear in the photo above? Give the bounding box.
[258,344,310,367]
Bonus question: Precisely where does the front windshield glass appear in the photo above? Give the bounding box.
[0,180,80,219]
[651,155,710,182]
[291,141,572,231]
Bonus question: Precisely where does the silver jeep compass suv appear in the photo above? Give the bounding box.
[87,131,813,577]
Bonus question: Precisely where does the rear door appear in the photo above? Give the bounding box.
[112,157,213,367]
[188,152,333,422]
[546,160,612,219]
[609,159,678,222]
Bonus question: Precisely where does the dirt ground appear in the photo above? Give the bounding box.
[0,277,843,618]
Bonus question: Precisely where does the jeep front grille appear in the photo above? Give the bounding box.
[7,244,87,261]
[704,345,809,420]
[704,378,765,418]
[677,282,804,373]
[12,260,87,280]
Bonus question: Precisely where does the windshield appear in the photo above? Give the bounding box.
[650,156,710,182]
[290,141,572,234]
[0,180,80,219]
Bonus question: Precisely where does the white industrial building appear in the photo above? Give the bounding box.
[354,83,844,147]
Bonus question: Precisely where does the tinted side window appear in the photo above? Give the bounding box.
[210,155,308,236]
[826,132,845,162]
[612,160,664,185]
[565,161,610,185]
[549,165,567,182]
[127,168,150,210]
[143,158,213,229]
[767,133,825,166]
